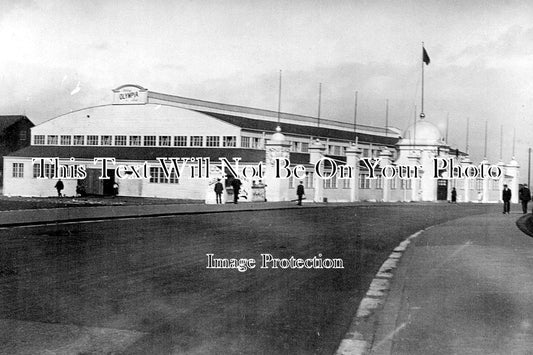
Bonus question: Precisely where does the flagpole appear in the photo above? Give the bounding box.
[500,125,503,161]
[385,99,389,137]
[421,42,425,119]
[353,91,358,142]
[446,112,450,144]
[466,117,470,155]
[484,119,488,158]
[277,70,282,126]
[317,83,322,128]
[413,104,417,149]
[512,128,516,158]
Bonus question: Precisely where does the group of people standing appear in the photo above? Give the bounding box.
[213,178,242,204]
[502,183,531,214]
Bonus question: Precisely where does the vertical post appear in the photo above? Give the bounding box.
[353,91,358,141]
[512,128,516,157]
[466,117,470,155]
[317,83,322,128]
[500,125,503,161]
[445,112,449,143]
[484,119,488,158]
[421,43,425,115]
[277,70,282,125]
[385,99,389,137]
[527,147,531,187]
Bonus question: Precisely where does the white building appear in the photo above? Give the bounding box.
[3,84,520,203]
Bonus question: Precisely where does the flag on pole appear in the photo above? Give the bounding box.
[423,47,430,65]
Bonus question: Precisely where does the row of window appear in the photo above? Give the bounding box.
[32,134,384,156]
[33,135,237,148]
[12,163,179,185]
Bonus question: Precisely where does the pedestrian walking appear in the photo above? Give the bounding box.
[214,179,224,204]
[113,182,119,198]
[451,187,457,203]
[296,181,305,206]
[231,177,242,204]
[502,184,512,214]
[519,183,531,214]
[54,179,64,197]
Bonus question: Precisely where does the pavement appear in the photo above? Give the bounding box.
[4,198,533,354]
[340,211,533,355]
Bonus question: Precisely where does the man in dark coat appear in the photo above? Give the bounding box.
[296,181,305,206]
[451,187,457,203]
[502,184,512,214]
[214,179,224,204]
[519,184,531,214]
[54,179,64,197]
[231,178,242,204]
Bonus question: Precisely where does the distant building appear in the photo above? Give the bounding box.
[0,115,34,184]
[2,85,520,203]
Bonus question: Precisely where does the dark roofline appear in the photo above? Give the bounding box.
[0,115,34,130]
[196,110,399,146]
[148,90,399,136]
[7,145,311,165]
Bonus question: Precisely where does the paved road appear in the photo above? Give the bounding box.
[0,203,496,354]
[370,212,533,355]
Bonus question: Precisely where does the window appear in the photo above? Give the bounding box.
[291,141,300,152]
[59,135,71,145]
[301,142,309,153]
[241,136,250,148]
[476,179,483,191]
[12,163,24,178]
[34,135,45,145]
[376,175,383,189]
[401,179,412,190]
[159,168,169,184]
[130,136,141,146]
[47,135,58,145]
[330,145,341,156]
[159,136,171,146]
[33,163,54,178]
[174,136,187,146]
[168,171,179,184]
[144,136,156,146]
[73,135,85,145]
[33,163,40,178]
[390,178,397,189]
[87,135,99,145]
[19,131,27,141]
[149,167,179,184]
[223,136,236,147]
[305,172,314,189]
[252,137,261,149]
[191,136,203,147]
[206,136,220,147]
[491,179,499,190]
[363,149,369,157]
[115,135,127,146]
[359,174,370,189]
[343,179,351,189]
[101,135,112,145]
[149,167,159,183]
[324,176,337,189]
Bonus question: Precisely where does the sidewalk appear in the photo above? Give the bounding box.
[368,212,533,354]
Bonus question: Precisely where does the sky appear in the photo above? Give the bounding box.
[1,0,533,178]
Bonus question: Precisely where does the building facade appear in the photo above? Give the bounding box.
[2,85,520,203]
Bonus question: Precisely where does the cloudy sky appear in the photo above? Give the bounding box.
[1,0,532,173]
